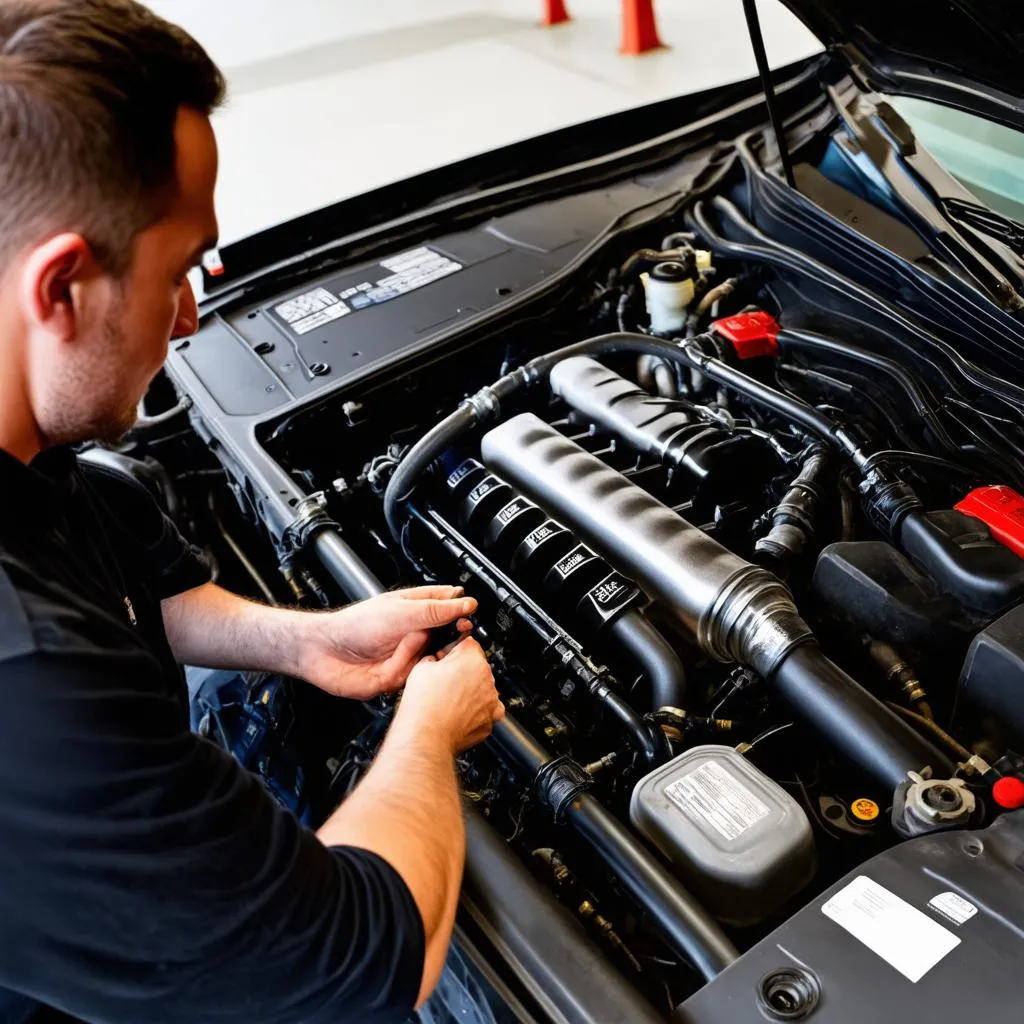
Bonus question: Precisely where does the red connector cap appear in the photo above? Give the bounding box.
[710,311,781,359]
[955,485,1024,559]
[992,776,1024,810]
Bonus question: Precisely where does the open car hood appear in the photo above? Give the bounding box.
[780,0,1024,128]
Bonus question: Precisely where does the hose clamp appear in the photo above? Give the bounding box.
[281,491,340,552]
[461,387,501,422]
[535,756,593,821]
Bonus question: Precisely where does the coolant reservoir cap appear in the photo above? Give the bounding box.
[992,775,1024,810]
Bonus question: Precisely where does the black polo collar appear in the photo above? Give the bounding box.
[0,446,78,527]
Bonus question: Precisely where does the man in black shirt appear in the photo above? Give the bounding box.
[0,3,504,1022]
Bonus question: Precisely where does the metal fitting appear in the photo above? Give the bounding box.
[282,491,340,552]
[700,567,813,677]
[461,386,501,422]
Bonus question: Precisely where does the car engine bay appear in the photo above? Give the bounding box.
[134,60,1024,1022]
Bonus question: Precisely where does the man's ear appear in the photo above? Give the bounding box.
[18,233,96,343]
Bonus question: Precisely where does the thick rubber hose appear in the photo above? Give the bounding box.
[384,403,477,538]
[771,644,953,790]
[462,808,664,1024]
[609,610,687,710]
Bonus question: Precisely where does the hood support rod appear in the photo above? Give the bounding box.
[741,0,797,189]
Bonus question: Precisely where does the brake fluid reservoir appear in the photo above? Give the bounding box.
[630,744,814,924]
[642,261,694,335]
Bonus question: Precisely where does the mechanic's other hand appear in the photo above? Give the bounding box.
[299,586,476,700]
[399,637,504,754]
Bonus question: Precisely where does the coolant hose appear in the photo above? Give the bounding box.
[609,610,687,710]
[771,644,953,790]
[680,338,866,461]
[593,680,668,769]
[489,714,738,981]
[384,402,479,538]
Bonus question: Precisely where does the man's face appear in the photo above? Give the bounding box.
[31,106,219,446]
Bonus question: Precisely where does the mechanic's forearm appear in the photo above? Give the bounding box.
[161,582,313,677]
[316,710,464,1008]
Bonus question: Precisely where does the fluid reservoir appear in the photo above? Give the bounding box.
[642,261,694,335]
[630,745,814,924]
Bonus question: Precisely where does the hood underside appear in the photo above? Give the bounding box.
[781,0,1023,116]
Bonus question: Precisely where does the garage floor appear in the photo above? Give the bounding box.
[148,0,820,246]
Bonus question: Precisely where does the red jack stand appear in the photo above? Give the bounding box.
[620,0,664,55]
[541,0,571,26]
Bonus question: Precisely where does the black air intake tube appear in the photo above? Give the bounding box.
[482,413,952,790]
[770,645,950,791]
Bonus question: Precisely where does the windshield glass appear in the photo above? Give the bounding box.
[150,0,821,246]
[894,97,1024,224]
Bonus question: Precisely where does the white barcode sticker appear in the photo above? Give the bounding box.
[822,876,960,982]
[665,760,770,841]
[928,891,978,926]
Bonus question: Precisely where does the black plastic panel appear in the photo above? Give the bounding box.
[172,183,650,418]
[678,810,1024,1023]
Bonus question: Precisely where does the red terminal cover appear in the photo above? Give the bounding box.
[992,776,1024,810]
[710,311,781,359]
[955,485,1024,559]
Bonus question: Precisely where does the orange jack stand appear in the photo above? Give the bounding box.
[541,0,571,26]
[620,0,664,55]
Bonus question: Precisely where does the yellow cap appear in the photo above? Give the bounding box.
[850,797,880,822]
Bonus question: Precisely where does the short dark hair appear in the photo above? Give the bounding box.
[0,0,225,275]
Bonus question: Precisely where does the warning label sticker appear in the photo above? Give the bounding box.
[823,876,960,982]
[271,247,463,337]
[273,287,350,336]
[665,760,770,842]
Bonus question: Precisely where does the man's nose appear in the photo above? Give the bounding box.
[171,279,199,339]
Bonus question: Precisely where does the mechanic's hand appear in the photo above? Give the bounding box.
[299,585,476,700]
[398,636,505,753]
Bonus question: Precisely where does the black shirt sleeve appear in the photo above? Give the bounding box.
[0,648,425,1024]
[79,462,212,599]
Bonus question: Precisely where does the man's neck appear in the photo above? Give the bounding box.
[0,367,43,464]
